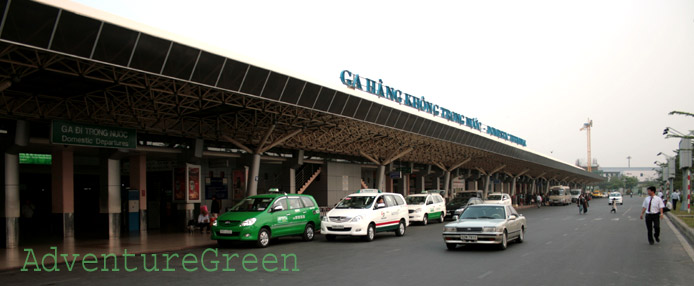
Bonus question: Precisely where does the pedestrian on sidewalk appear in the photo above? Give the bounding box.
[536,194,542,208]
[198,205,211,234]
[640,186,664,245]
[577,194,585,214]
[671,190,680,211]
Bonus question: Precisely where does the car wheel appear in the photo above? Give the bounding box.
[439,214,445,223]
[395,220,406,236]
[325,234,336,241]
[517,226,525,243]
[422,214,428,225]
[446,243,458,250]
[256,228,270,248]
[302,224,315,241]
[363,223,375,242]
[499,230,508,250]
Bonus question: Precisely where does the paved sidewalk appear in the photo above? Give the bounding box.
[0,232,216,271]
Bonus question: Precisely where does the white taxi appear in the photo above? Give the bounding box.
[406,192,446,225]
[321,189,409,241]
[484,192,512,206]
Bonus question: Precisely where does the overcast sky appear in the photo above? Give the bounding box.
[67,0,694,168]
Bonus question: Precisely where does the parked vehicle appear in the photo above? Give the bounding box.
[406,192,446,225]
[321,189,409,241]
[548,186,571,205]
[570,189,582,203]
[212,193,321,248]
[446,197,484,221]
[608,192,623,205]
[484,193,512,206]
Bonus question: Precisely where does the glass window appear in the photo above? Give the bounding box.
[384,195,397,207]
[394,195,405,206]
[272,198,288,210]
[406,196,427,205]
[335,196,375,209]
[300,197,315,208]
[288,198,304,209]
[230,197,274,212]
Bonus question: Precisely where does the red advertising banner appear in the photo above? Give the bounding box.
[187,164,201,203]
[173,167,186,201]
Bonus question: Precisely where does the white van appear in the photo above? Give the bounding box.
[548,186,571,206]
[406,192,446,225]
[321,189,409,241]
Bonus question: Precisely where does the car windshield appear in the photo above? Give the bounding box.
[460,206,506,219]
[610,193,621,197]
[335,196,375,209]
[406,196,427,205]
[487,195,502,200]
[549,189,564,196]
[230,197,274,212]
[570,190,580,195]
[447,197,469,206]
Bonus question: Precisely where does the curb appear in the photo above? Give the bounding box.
[666,212,694,246]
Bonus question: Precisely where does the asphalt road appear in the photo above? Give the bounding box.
[2,197,693,285]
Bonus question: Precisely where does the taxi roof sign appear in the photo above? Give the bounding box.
[357,189,381,193]
[268,188,280,193]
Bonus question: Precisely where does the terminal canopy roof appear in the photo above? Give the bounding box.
[0,0,603,184]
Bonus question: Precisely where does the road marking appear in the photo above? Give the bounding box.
[574,227,579,231]
[545,241,552,245]
[665,217,694,263]
[577,218,586,221]
[621,206,632,217]
[562,233,568,237]
[611,218,620,221]
[593,218,603,221]
[385,248,401,253]
[521,252,531,257]
[478,271,493,279]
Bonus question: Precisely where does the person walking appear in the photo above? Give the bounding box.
[577,194,585,214]
[536,194,542,208]
[640,186,665,245]
[671,190,680,211]
[610,197,617,213]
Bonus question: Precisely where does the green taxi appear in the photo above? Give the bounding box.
[211,193,321,248]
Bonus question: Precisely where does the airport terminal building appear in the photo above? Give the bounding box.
[0,0,602,248]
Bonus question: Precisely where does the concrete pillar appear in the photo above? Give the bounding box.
[532,179,537,195]
[248,154,261,196]
[435,176,440,190]
[129,153,147,233]
[5,153,19,248]
[511,177,517,196]
[415,174,425,194]
[484,175,491,198]
[107,158,121,238]
[376,165,386,191]
[474,180,478,191]
[52,148,75,238]
[289,167,296,194]
[443,171,451,197]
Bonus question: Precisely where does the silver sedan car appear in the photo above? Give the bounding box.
[442,204,526,250]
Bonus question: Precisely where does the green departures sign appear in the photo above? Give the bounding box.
[19,153,52,165]
[51,120,137,149]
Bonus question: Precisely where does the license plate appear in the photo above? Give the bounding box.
[461,235,477,240]
[332,225,344,229]
[220,229,233,234]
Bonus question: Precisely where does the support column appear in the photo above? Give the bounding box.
[484,175,491,198]
[5,153,19,248]
[443,171,451,197]
[130,153,147,233]
[511,177,517,196]
[248,154,261,196]
[376,165,386,191]
[289,168,296,194]
[107,158,121,238]
[52,148,75,239]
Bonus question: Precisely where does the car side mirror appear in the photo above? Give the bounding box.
[509,214,517,220]
[272,205,284,212]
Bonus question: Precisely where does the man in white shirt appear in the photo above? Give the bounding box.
[640,186,664,245]
[672,190,680,211]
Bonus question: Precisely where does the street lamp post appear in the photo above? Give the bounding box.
[679,139,692,212]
